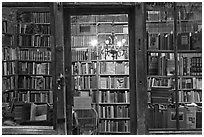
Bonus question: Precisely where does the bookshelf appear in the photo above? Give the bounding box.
[16,8,53,105]
[2,7,53,125]
[2,7,17,103]
[146,2,202,130]
[71,14,130,134]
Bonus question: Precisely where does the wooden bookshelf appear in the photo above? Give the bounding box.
[2,7,18,104]
[146,2,202,130]
[71,14,130,134]
[16,8,53,106]
[2,7,53,126]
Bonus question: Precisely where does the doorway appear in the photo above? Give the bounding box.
[63,5,137,134]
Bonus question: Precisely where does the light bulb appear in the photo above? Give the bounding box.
[105,40,109,45]
[122,39,126,44]
[117,41,122,47]
[90,39,98,47]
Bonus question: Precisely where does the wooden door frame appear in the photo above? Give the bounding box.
[62,2,147,134]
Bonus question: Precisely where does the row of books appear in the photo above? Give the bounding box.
[99,120,130,132]
[18,62,50,75]
[177,90,202,103]
[178,55,202,76]
[18,76,52,90]
[19,12,50,23]
[71,15,96,23]
[2,20,15,34]
[97,24,128,34]
[177,8,201,21]
[2,77,16,91]
[177,22,201,33]
[73,76,97,90]
[147,10,201,22]
[98,90,130,103]
[148,54,174,76]
[99,105,129,118]
[2,62,16,75]
[72,24,128,35]
[2,48,17,60]
[71,35,97,47]
[18,24,51,34]
[178,78,202,90]
[71,47,129,61]
[148,54,202,76]
[72,62,97,75]
[147,33,173,50]
[147,77,174,90]
[148,77,202,90]
[72,14,128,24]
[72,48,97,61]
[18,90,53,103]
[147,32,202,50]
[2,34,14,46]
[72,21,128,32]
[2,92,15,103]
[146,23,173,33]
[147,22,200,34]
[2,48,52,61]
[18,49,52,61]
[147,11,173,22]
[177,32,202,50]
[19,35,51,47]
[100,62,129,74]
[100,76,129,89]
[98,14,128,22]
[71,24,96,35]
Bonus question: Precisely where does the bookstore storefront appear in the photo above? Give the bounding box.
[2,2,202,135]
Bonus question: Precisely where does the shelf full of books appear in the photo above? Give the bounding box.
[2,7,18,104]
[16,9,53,105]
[2,7,53,121]
[146,2,202,130]
[71,14,130,134]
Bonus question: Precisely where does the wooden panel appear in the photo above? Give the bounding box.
[2,126,56,135]
[2,2,50,7]
[63,2,135,6]
[135,3,148,135]
[63,7,73,135]
[51,3,67,134]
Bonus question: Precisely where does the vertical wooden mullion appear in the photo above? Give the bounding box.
[135,3,148,134]
[51,3,68,134]
[63,6,73,135]
[49,3,57,130]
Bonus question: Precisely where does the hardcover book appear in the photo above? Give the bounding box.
[35,76,45,90]
[148,33,159,50]
[177,33,190,50]
[190,31,202,50]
